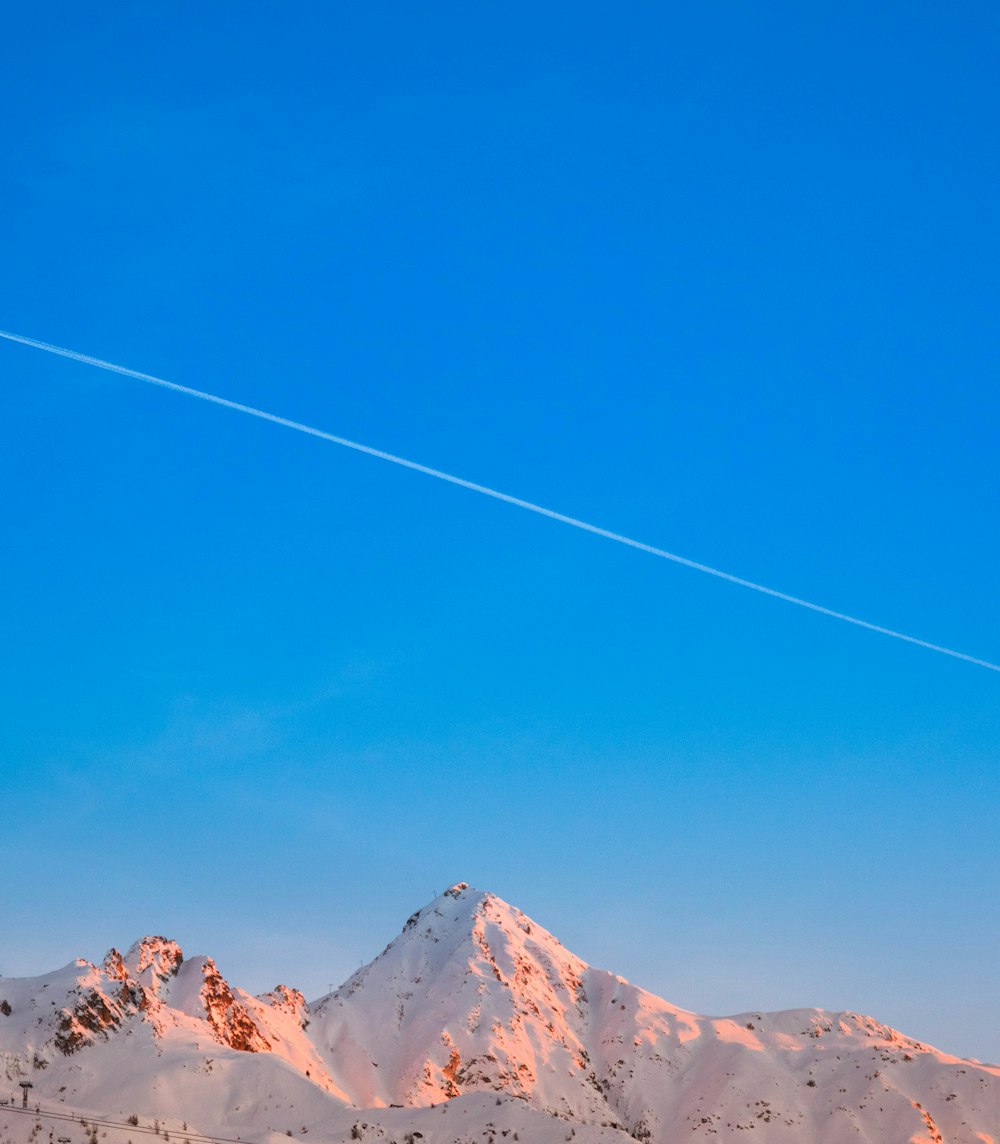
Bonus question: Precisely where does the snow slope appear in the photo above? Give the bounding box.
[1,884,997,1143]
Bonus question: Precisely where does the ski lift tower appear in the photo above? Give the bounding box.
[18,1081,32,1108]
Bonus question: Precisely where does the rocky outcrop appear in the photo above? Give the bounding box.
[264,984,310,1030]
[55,982,138,1054]
[198,958,271,1053]
[122,937,183,990]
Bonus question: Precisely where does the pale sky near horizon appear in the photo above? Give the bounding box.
[1,2,998,1062]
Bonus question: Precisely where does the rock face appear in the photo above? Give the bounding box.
[189,956,272,1053]
[2,938,276,1061]
[51,938,189,1054]
[0,884,998,1144]
[265,984,310,1028]
[121,936,183,989]
[54,980,136,1055]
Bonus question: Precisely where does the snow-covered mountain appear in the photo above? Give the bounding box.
[1,884,997,1144]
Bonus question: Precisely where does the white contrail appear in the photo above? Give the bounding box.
[2,326,998,673]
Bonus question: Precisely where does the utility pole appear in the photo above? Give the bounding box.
[19,1081,32,1108]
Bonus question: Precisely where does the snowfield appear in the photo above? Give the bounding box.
[1,884,996,1143]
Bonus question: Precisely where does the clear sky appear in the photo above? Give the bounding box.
[1,2,998,1062]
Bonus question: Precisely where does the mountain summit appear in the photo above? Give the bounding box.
[312,882,612,1116]
[1,883,997,1143]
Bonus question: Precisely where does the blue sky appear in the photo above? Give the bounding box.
[1,3,998,1060]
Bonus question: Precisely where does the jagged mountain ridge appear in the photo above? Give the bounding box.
[0,933,345,1100]
[1,883,998,1144]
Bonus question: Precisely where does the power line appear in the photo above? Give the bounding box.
[1,327,997,673]
[0,1103,263,1144]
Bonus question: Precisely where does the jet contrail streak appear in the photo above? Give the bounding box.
[2,326,997,673]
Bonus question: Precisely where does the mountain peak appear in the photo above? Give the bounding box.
[123,936,183,987]
[312,885,597,1111]
[391,885,558,964]
[1,899,998,1142]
